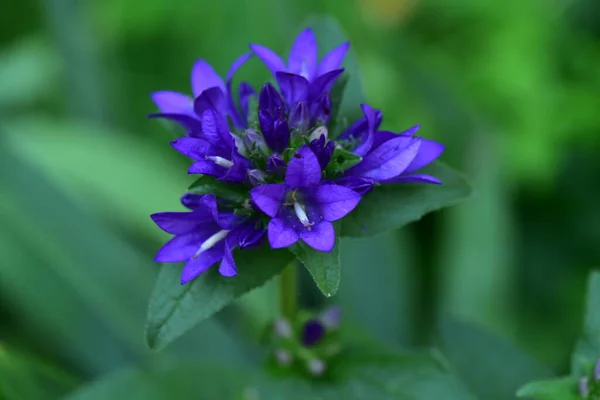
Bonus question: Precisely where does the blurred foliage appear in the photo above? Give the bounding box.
[1,0,600,398]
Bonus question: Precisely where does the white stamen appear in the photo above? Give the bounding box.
[192,229,229,259]
[309,126,328,142]
[205,156,233,168]
[293,202,312,227]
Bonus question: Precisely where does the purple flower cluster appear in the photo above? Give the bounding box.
[150,28,444,284]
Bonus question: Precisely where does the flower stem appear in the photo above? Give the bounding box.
[280,260,298,320]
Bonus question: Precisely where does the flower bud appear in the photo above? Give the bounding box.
[289,101,309,132]
[307,359,326,377]
[273,318,292,338]
[594,359,600,381]
[242,129,267,155]
[275,349,293,366]
[579,376,589,397]
[248,169,266,186]
[319,306,342,330]
[302,319,326,347]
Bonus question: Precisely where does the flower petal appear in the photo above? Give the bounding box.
[191,59,226,97]
[218,239,237,277]
[268,217,299,248]
[285,145,322,188]
[308,69,344,103]
[276,72,309,104]
[236,221,267,249]
[334,176,374,195]
[155,232,212,263]
[372,125,420,149]
[151,211,213,235]
[225,53,253,128]
[288,28,318,80]
[352,104,381,156]
[151,91,194,115]
[194,87,227,119]
[382,174,443,185]
[317,42,350,76]
[171,137,217,160]
[403,139,445,173]
[314,184,361,221]
[300,221,334,252]
[238,82,256,122]
[201,108,231,147]
[347,137,422,181]
[250,184,287,217]
[188,160,227,176]
[249,44,286,76]
[181,244,226,284]
[148,113,203,135]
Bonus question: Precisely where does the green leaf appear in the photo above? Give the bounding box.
[437,318,552,400]
[291,239,341,297]
[517,377,580,400]
[66,349,474,400]
[304,16,366,121]
[328,72,350,138]
[572,271,600,376]
[145,246,293,351]
[187,175,249,203]
[342,162,472,237]
[325,147,362,176]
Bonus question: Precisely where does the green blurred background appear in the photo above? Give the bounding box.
[1,0,600,398]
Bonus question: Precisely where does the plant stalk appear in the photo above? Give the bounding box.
[280,260,298,320]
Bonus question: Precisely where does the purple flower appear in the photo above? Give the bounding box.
[170,108,251,183]
[151,194,265,283]
[150,54,255,132]
[250,29,345,110]
[250,28,348,83]
[338,104,382,157]
[309,133,335,169]
[258,84,290,153]
[344,123,444,185]
[249,146,361,251]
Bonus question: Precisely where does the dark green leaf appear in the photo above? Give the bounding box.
[66,349,473,400]
[325,147,362,176]
[437,318,552,400]
[291,239,341,297]
[145,246,293,351]
[304,16,366,121]
[187,175,249,203]
[342,162,472,237]
[517,377,580,400]
[327,72,350,138]
[572,271,600,376]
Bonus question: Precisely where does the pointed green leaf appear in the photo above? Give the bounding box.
[188,175,249,203]
[572,270,600,376]
[342,162,471,237]
[291,240,341,297]
[438,318,552,399]
[145,246,293,351]
[517,377,580,400]
[325,147,362,176]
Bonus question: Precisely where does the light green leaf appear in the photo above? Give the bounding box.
[145,246,293,350]
[342,162,472,237]
[327,72,350,138]
[325,147,362,176]
[572,271,600,376]
[438,318,552,400]
[291,239,341,297]
[517,377,580,400]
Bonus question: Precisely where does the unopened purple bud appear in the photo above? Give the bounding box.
[180,193,204,210]
[309,126,328,142]
[302,319,326,347]
[275,349,292,366]
[248,169,266,186]
[289,101,309,132]
[310,93,332,124]
[579,376,589,397]
[266,154,286,178]
[273,318,292,338]
[273,118,290,152]
[243,129,267,154]
[259,83,284,113]
[319,306,342,330]
[307,359,326,377]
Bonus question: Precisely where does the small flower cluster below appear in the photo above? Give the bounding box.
[580,360,600,399]
[149,28,444,284]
